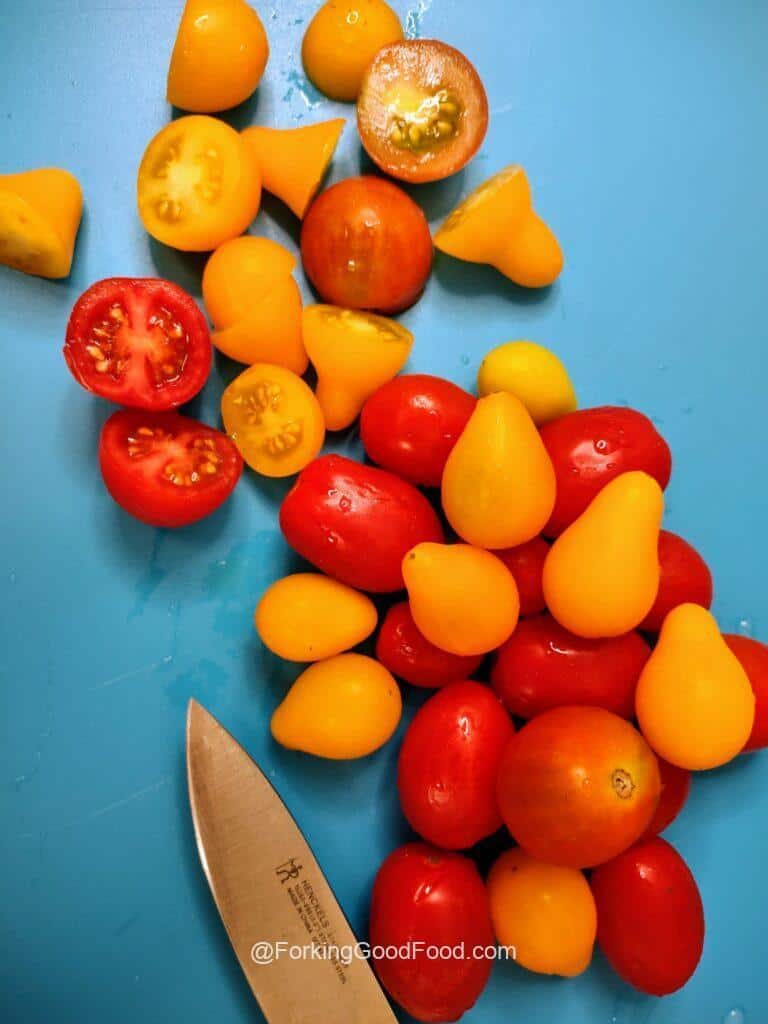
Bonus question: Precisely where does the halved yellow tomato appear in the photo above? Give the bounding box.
[0,168,83,279]
[137,116,261,251]
[221,363,325,476]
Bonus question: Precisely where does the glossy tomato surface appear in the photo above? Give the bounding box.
[497,706,661,867]
[279,455,443,592]
[376,601,483,688]
[300,176,433,313]
[99,410,242,527]
[360,374,475,487]
[357,39,488,184]
[540,406,672,536]
[397,681,514,849]
[640,757,692,839]
[591,837,705,995]
[369,842,494,1022]
[494,538,550,617]
[491,614,650,719]
[64,278,211,410]
[725,634,768,752]
[640,530,714,632]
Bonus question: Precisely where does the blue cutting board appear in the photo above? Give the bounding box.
[1,1,766,1022]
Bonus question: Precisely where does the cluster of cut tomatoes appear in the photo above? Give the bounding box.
[46,0,768,1021]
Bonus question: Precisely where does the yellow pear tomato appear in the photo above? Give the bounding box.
[167,0,269,113]
[543,471,663,639]
[221,363,325,476]
[477,340,577,425]
[403,542,520,656]
[302,305,414,430]
[0,168,82,279]
[255,573,377,662]
[137,116,261,251]
[636,604,755,770]
[442,392,556,549]
[302,0,403,102]
[271,653,402,759]
[241,119,345,218]
[487,849,596,977]
[435,165,563,288]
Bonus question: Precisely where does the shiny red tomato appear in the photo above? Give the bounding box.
[360,374,475,487]
[64,278,211,410]
[491,614,650,720]
[497,706,660,868]
[494,537,549,617]
[640,757,691,840]
[724,634,768,752]
[369,842,494,1022]
[376,601,482,688]
[639,530,713,632]
[590,837,704,995]
[398,681,514,849]
[99,410,242,527]
[540,406,672,536]
[279,455,443,592]
[300,176,433,313]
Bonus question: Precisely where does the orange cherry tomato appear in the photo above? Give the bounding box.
[357,39,488,183]
[497,706,661,868]
[137,116,261,251]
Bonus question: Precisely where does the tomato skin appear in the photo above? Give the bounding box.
[491,614,650,720]
[540,406,672,536]
[494,537,549,617]
[397,681,514,849]
[64,278,212,410]
[300,176,433,314]
[279,455,443,592]
[99,410,242,527]
[640,530,713,632]
[590,837,704,996]
[640,758,691,840]
[369,842,494,1022]
[724,634,768,752]
[376,601,483,688]
[497,706,661,868]
[360,374,475,487]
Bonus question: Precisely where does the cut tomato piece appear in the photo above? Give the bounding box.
[137,115,261,252]
[99,410,243,527]
[64,278,212,410]
[357,39,488,184]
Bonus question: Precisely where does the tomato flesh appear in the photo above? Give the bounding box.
[99,410,242,527]
[64,278,211,410]
[357,39,488,184]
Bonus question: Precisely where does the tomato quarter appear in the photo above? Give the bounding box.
[357,39,488,184]
[397,681,514,849]
[99,409,242,527]
[64,278,211,410]
[590,837,705,996]
[360,374,476,487]
[300,176,432,313]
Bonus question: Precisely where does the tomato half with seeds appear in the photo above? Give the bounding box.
[137,115,261,251]
[64,278,212,410]
[301,176,432,313]
[99,410,242,527]
[357,39,488,184]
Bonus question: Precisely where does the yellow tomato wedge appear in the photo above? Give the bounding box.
[0,168,82,279]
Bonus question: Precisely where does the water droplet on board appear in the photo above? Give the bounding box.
[722,1009,746,1024]
[737,618,753,638]
[405,0,434,38]
[460,354,470,366]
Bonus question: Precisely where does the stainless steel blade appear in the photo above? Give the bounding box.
[186,699,399,1024]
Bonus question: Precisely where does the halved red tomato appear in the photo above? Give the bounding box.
[357,39,488,183]
[64,278,212,410]
[99,410,242,527]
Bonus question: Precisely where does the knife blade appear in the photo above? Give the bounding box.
[186,699,399,1024]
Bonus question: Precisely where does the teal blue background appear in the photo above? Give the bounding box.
[1,1,767,1021]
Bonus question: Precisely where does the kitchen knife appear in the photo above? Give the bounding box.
[186,699,399,1024]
